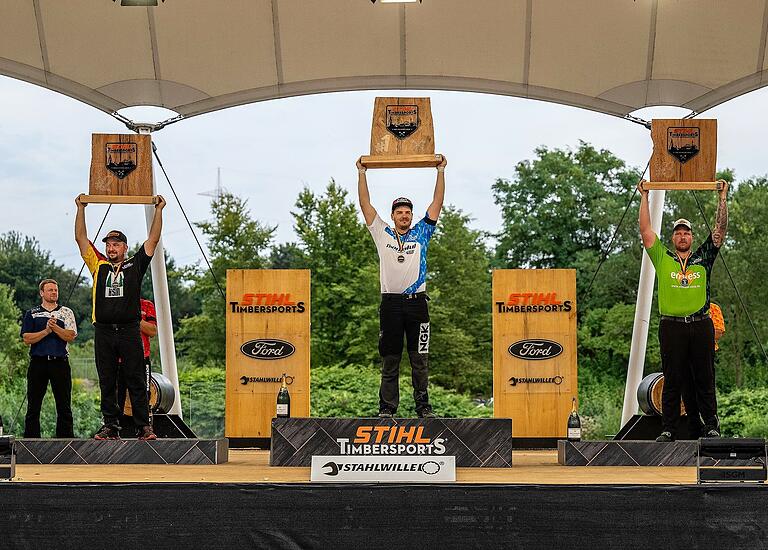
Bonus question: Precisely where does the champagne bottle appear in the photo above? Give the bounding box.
[276,373,290,418]
[567,397,581,442]
[0,413,3,436]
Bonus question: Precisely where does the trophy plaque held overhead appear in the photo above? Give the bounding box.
[359,97,444,169]
[80,133,158,205]
[644,119,723,191]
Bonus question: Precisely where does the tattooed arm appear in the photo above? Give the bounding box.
[712,180,729,248]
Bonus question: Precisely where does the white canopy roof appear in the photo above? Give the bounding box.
[2,0,767,122]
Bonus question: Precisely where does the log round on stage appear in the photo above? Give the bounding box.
[637,372,686,416]
[123,372,176,416]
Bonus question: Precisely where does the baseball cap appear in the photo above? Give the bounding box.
[391,197,413,212]
[672,218,692,232]
[102,230,128,243]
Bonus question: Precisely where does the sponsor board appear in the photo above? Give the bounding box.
[336,425,446,456]
[310,455,455,483]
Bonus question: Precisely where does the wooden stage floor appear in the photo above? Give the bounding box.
[13,449,700,484]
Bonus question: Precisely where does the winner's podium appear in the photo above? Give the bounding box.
[269,417,512,468]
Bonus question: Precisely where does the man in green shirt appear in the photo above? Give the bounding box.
[638,180,729,442]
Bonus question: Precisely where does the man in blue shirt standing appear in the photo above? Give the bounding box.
[357,156,446,418]
[20,279,78,438]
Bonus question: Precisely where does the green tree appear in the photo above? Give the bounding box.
[0,283,28,381]
[427,207,492,394]
[0,232,92,334]
[292,180,379,368]
[177,192,275,362]
[129,245,202,330]
[492,142,643,310]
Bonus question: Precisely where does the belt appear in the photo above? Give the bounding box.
[32,355,68,361]
[95,321,140,331]
[382,292,427,300]
[661,313,710,324]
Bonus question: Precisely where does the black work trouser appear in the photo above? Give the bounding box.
[94,322,150,429]
[117,357,152,434]
[24,356,74,438]
[659,317,718,435]
[378,294,431,413]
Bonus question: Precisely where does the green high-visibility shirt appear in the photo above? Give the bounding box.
[645,234,719,317]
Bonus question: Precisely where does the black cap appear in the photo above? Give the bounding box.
[101,230,128,243]
[391,197,414,213]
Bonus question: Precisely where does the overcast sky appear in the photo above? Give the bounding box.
[2,75,768,272]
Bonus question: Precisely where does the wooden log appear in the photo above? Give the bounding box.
[360,154,443,169]
[80,194,158,205]
[642,181,723,191]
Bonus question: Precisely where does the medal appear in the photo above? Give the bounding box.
[397,255,405,263]
[681,278,689,287]
[394,228,409,264]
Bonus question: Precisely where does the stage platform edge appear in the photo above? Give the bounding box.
[558,439,766,467]
[15,438,228,465]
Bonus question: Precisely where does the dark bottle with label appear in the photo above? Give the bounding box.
[567,397,581,442]
[276,373,290,418]
[0,413,3,436]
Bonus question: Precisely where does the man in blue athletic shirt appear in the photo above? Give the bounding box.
[356,156,447,418]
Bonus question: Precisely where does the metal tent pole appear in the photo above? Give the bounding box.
[137,126,183,417]
[621,189,665,426]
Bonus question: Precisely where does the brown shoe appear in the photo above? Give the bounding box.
[138,426,157,440]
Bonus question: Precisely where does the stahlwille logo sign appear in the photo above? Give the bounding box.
[240,374,294,385]
[509,375,563,387]
[310,455,456,483]
[229,293,306,314]
[508,339,563,360]
[240,339,296,360]
[336,425,446,456]
[495,292,573,314]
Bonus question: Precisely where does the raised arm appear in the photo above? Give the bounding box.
[712,180,729,248]
[356,158,377,225]
[143,195,167,257]
[637,181,656,249]
[426,156,447,221]
[74,194,90,256]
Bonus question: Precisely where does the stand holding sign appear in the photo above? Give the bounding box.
[492,269,577,440]
[359,97,443,169]
[80,134,159,205]
[225,269,310,444]
[643,119,722,191]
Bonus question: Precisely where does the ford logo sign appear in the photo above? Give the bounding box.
[508,339,563,360]
[240,339,296,360]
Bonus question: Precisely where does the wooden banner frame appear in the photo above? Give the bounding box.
[646,119,718,191]
[84,133,157,204]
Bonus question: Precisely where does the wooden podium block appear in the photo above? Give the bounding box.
[360,97,442,169]
[88,133,154,200]
[648,119,717,190]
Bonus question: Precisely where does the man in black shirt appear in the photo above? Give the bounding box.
[75,194,166,440]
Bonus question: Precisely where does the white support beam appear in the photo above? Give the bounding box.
[621,189,665,427]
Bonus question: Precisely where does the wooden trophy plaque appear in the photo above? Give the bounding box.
[359,97,443,169]
[646,119,720,191]
[81,133,157,204]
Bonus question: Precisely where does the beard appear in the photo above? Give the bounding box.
[674,242,691,253]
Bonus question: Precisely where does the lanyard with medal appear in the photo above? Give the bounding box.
[676,253,690,287]
[108,260,124,295]
[395,229,408,264]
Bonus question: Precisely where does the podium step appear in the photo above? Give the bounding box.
[15,438,228,465]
